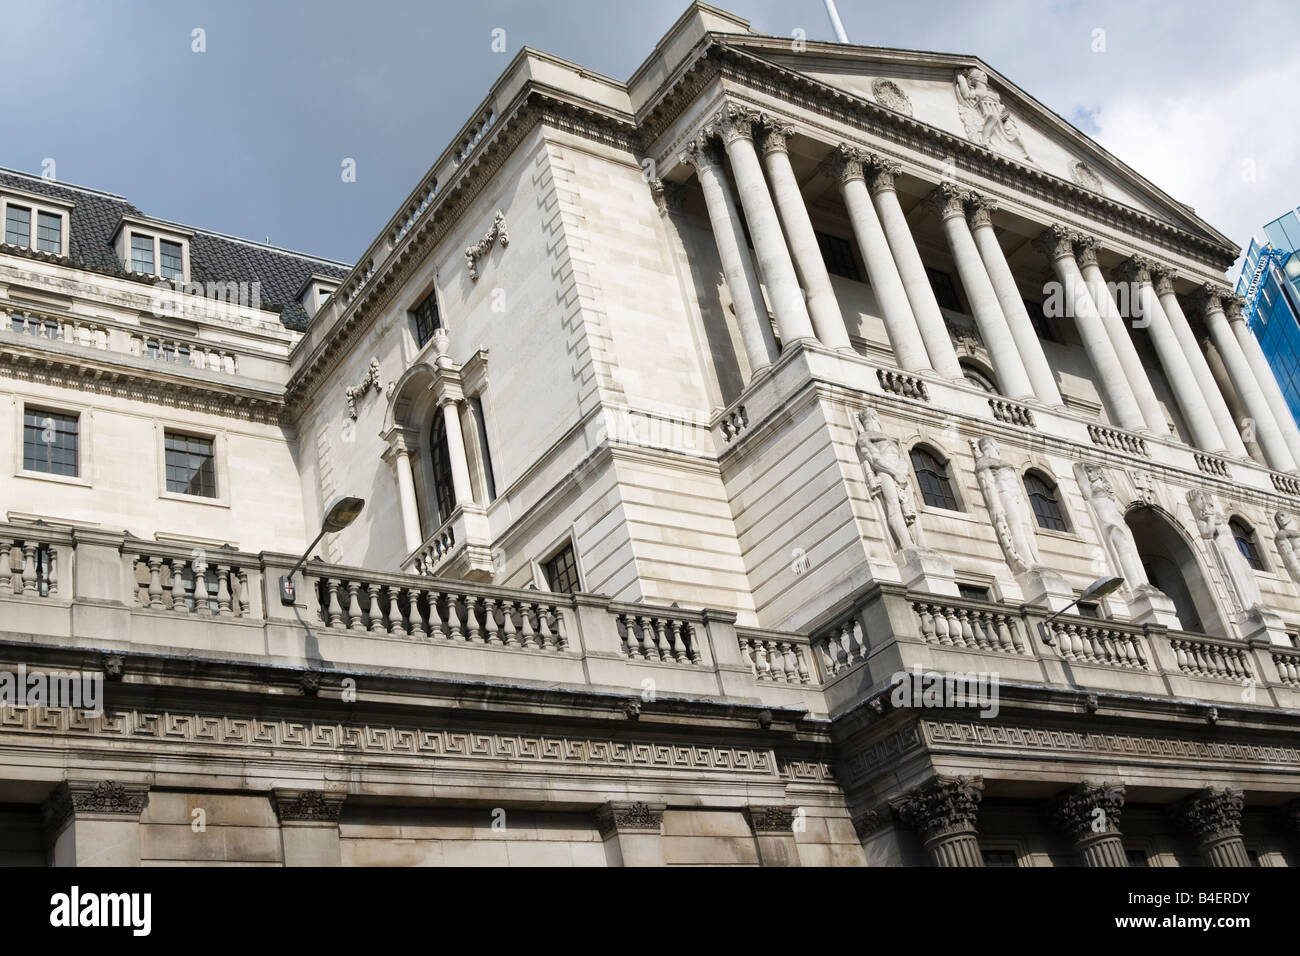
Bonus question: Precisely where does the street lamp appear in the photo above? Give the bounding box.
[1038,575,1125,645]
[279,495,365,605]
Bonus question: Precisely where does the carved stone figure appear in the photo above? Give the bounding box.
[954,68,1033,164]
[1188,490,1262,614]
[856,408,920,551]
[1275,512,1300,586]
[971,437,1040,573]
[1078,465,1149,589]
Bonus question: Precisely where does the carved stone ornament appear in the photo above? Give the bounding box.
[465,210,509,281]
[954,68,1034,164]
[871,78,913,116]
[345,357,382,419]
[892,775,984,842]
[1069,160,1106,194]
[595,801,664,838]
[43,780,149,830]
[747,805,796,832]
[272,788,346,823]
[1049,781,1126,840]
[1174,787,1244,842]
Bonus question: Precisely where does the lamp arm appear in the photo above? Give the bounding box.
[286,526,328,580]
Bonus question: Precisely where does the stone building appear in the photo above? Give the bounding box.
[1,2,1298,866]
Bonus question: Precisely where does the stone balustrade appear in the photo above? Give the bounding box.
[1272,473,1300,497]
[1193,452,1231,479]
[737,628,814,684]
[1046,617,1149,670]
[612,604,701,664]
[719,404,748,442]
[988,396,1036,428]
[876,368,929,401]
[130,334,238,374]
[1273,649,1300,688]
[8,308,109,350]
[129,543,254,618]
[1086,423,1150,457]
[911,599,1029,656]
[813,613,869,679]
[0,531,63,598]
[1169,634,1254,681]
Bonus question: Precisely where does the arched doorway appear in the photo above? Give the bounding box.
[1124,506,1226,637]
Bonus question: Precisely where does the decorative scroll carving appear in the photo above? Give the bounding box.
[595,801,664,838]
[43,780,148,830]
[871,78,913,116]
[954,68,1033,164]
[465,210,509,281]
[272,788,345,823]
[747,805,796,832]
[345,357,382,419]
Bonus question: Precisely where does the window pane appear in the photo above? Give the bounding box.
[23,409,79,477]
[159,239,183,279]
[413,291,442,348]
[543,543,581,594]
[5,205,30,247]
[1025,473,1068,532]
[910,448,960,511]
[926,267,962,312]
[36,212,61,253]
[164,432,216,497]
[131,234,154,273]
[429,414,456,522]
[1230,519,1264,571]
[816,231,862,282]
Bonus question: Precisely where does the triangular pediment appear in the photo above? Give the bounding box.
[717,35,1233,251]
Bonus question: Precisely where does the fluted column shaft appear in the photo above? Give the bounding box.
[966,200,1062,405]
[681,138,775,376]
[439,398,475,507]
[1076,242,1168,434]
[715,107,816,347]
[929,186,1033,399]
[829,146,930,371]
[1122,258,1227,452]
[893,775,985,867]
[1175,787,1251,867]
[868,161,964,379]
[1198,288,1296,471]
[759,124,850,350]
[1155,270,1247,457]
[1228,298,1300,466]
[1037,229,1145,431]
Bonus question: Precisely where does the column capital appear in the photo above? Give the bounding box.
[865,154,904,194]
[891,775,984,844]
[272,788,346,823]
[746,805,796,833]
[711,103,762,145]
[1073,233,1100,268]
[1222,292,1248,322]
[679,134,723,172]
[1032,224,1080,261]
[1151,265,1179,297]
[964,192,997,229]
[923,182,970,222]
[649,178,687,216]
[1191,282,1234,319]
[43,779,149,831]
[1049,781,1126,841]
[1174,787,1244,844]
[1115,254,1154,285]
[822,143,868,184]
[594,801,665,838]
[757,121,796,157]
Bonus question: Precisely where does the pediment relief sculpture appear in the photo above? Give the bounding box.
[954,68,1034,165]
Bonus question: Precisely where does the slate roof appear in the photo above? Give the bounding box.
[0,168,351,332]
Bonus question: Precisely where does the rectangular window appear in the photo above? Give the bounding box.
[36,212,61,254]
[957,584,992,603]
[159,239,183,280]
[1024,298,1059,343]
[926,267,962,312]
[980,849,1018,867]
[23,408,79,477]
[816,231,862,282]
[131,234,155,274]
[412,290,441,347]
[5,205,31,247]
[164,431,216,497]
[542,542,581,594]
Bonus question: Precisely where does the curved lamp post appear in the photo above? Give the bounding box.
[1038,575,1125,646]
[279,496,366,605]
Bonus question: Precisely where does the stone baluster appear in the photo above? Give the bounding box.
[147,556,164,609]
[21,543,37,596]
[669,620,688,664]
[483,597,502,646]
[215,565,233,617]
[367,582,385,633]
[502,603,520,648]
[324,578,343,628]
[407,588,428,639]
[519,601,539,650]
[1050,782,1129,866]
[892,776,986,867]
[446,593,465,641]
[465,595,484,644]
[387,585,406,636]
[170,560,187,613]
[0,540,12,596]
[1174,788,1251,867]
[193,562,210,615]
[346,580,364,631]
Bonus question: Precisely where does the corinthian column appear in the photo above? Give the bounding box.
[714,105,816,347]
[1118,257,1227,453]
[867,159,964,379]
[1035,227,1144,431]
[1153,268,1247,457]
[1075,237,1168,434]
[1174,788,1251,867]
[1225,294,1300,467]
[1195,285,1296,472]
[1049,782,1129,867]
[757,122,850,350]
[892,775,985,866]
[965,195,1062,406]
[680,136,776,376]
[927,185,1034,399]
[825,144,930,371]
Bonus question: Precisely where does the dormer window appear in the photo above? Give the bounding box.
[0,188,71,257]
[297,275,340,319]
[113,217,191,283]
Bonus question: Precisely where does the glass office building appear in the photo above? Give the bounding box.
[1236,208,1300,427]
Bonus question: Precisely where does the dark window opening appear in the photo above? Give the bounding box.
[926,266,962,312]
[1229,517,1264,571]
[957,584,992,603]
[961,362,999,394]
[816,231,862,282]
[412,290,442,348]
[429,412,456,524]
[910,447,960,511]
[1025,297,1059,343]
[981,849,1018,867]
[1077,601,1101,619]
[1025,472,1069,532]
[543,542,581,594]
[471,396,497,503]
[23,408,78,477]
[164,431,216,498]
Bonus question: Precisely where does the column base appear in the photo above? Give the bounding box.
[896,547,959,597]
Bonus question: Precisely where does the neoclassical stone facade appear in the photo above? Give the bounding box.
[0,2,1298,866]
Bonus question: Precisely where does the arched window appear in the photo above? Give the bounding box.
[1230,517,1265,571]
[910,446,960,511]
[1024,471,1068,532]
[429,413,457,524]
[960,361,999,394]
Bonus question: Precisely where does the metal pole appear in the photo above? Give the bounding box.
[824,0,850,43]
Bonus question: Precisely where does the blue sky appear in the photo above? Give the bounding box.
[3,0,1295,266]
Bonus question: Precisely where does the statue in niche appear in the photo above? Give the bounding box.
[856,408,921,552]
[1188,490,1263,614]
[971,438,1040,573]
[1275,512,1300,586]
[954,68,1034,164]
[1078,465,1150,590]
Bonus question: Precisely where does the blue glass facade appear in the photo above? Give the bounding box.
[1236,210,1300,427]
